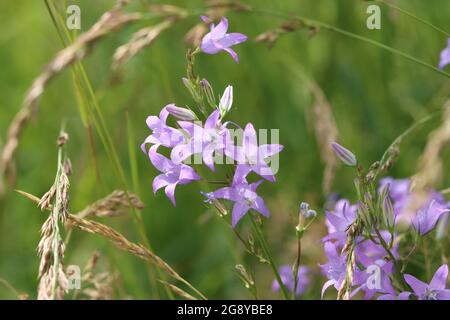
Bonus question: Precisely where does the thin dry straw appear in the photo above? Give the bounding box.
[0,6,140,191]
[255,19,319,48]
[158,280,198,300]
[16,189,207,300]
[113,3,193,68]
[113,18,177,68]
[76,190,144,219]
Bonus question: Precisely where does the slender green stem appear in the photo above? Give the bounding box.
[249,214,290,300]
[292,238,302,300]
[376,0,450,37]
[251,9,450,78]
[372,227,411,292]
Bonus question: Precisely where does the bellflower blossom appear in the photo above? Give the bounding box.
[141,104,185,152]
[412,200,449,235]
[438,38,450,70]
[272,265,310,297]
[320,241,353,298]
[322,199,357,245]
[226,123,283,182]
[148,145,200,206]
[403,264,450,300]
[202,166,269,227]
[355,235,398,299]
[200,16,248,63]
[171,109,233,171]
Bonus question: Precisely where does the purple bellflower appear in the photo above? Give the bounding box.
[272,265,310,297]
[148,145,200,206]
[322,199,357,245]
[355,235,398,299]
[320,241,349,298]
[412,200,449,235]
[141,104,185,152]
[202,166,269,227]
[439,38,450,70]
[377,291,412,300]
[226,123,283,182]
[171,109,233,171]
[378,177,449,233]
[403,264,450,300]
[200,16,248,63]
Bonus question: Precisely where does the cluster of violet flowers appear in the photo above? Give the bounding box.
[139,15,450,300]
[141,16,283,228]
[320,143,450,300]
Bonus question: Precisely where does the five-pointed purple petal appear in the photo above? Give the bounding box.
[202,166,269,227]
[200,17,248,63]
[148,145,200,206]
[404,264,450,300]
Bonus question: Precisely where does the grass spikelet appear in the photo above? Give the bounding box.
[37,130,71,300]
[255,19,318,48]
[78,251,116,300]
[337,222,359,300]
[77,190,144,219]
[113,18,176,68]
[17,189,207,300]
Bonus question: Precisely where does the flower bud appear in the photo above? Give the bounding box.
[331,142,357,167]
[182,77,190,89]
[200,79,215,108]
[166,104,196,121]
[219,85,233,116]
[382,195,395,228]
[299,202,316,219]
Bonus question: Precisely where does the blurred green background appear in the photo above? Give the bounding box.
[0,0,449,299]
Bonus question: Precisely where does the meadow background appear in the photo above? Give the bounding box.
[0,0,449,299]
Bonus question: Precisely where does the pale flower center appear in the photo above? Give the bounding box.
[237,187,257,207]
[422,288,438,300]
